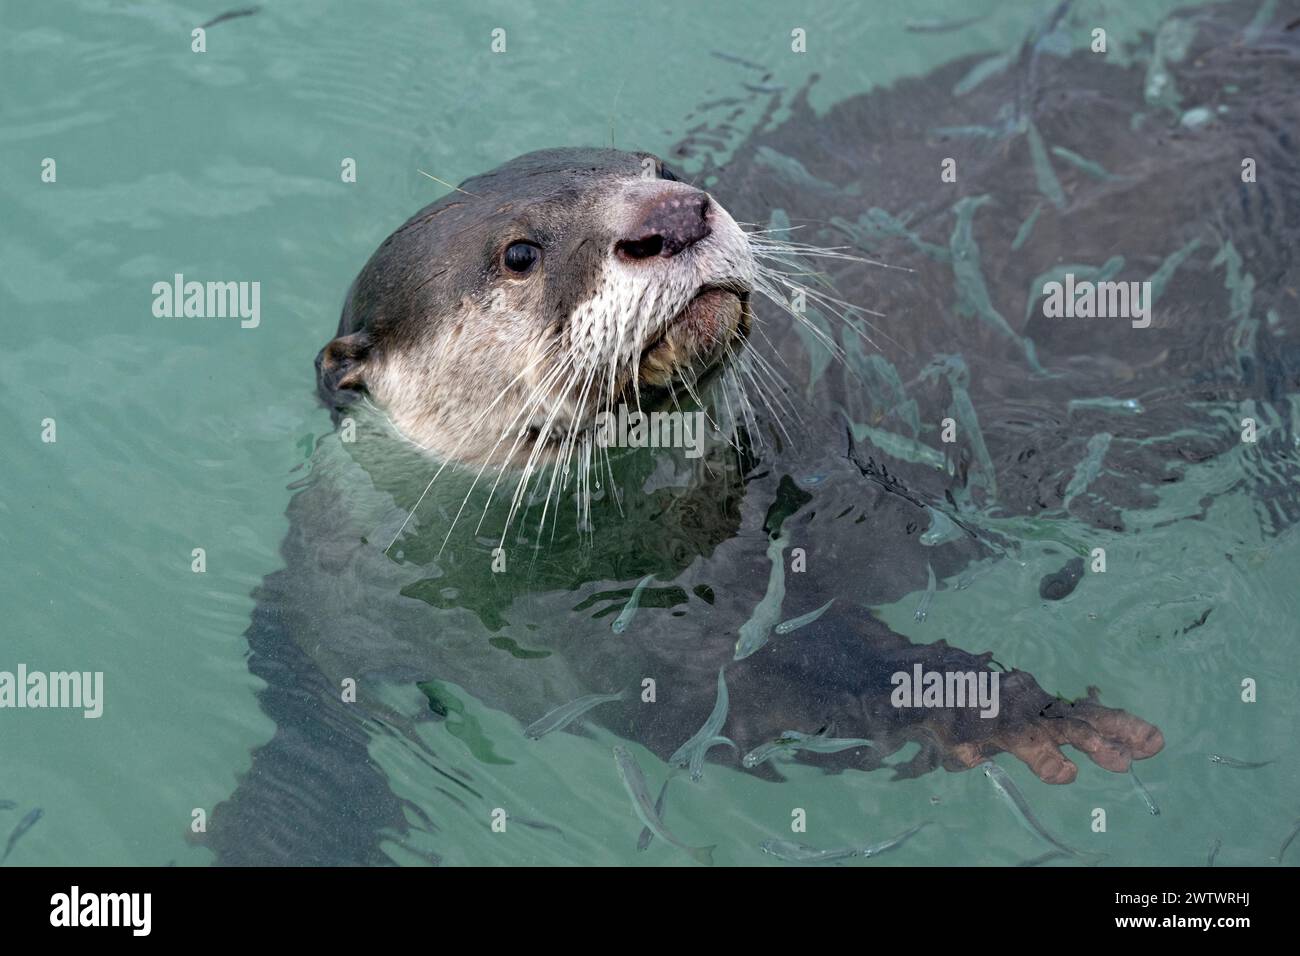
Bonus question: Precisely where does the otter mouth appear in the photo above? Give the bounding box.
[553,281,751,443]
[637,281,751,390]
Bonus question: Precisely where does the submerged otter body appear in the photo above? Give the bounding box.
[208,3,1300,864]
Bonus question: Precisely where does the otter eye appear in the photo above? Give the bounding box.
[502,241,541,275]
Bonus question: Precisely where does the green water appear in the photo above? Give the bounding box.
[2,0,1297,867]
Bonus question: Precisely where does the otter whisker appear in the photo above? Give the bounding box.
[493,387,574,547]
[717,343,764,437]
[753,263,912,360]
[743,317,800,403]
[750,241,902,270]
[756,265,886,320]
[437,351,578,552]
[505,348,608,544]
[730,326,798,417]
[536,359,602,541]
[416,168,479,198]
[744,226,915,361]
[718,356,762,448]
[384,347,561,553]
[744,222,916,272]
[596,383,622,518]
[744,340,800,409]
[750,275,849,362]
[748,231,909,369]
[475,355,581,545]
[751,259,841,299]
[713,360,751,454]
[736,356,796,445]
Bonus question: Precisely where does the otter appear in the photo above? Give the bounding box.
[207,2,1300,865]
[316,149,757,473]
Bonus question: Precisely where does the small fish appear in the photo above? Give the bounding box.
[743,733,803,768]
[953,53,1011,96]
[982,762,1083,857]
[1010,203,1043,252]
[611,574,654,634]
[734,534,788,659]
[760,840,853,864]
[2,808,43,864]
[1128,768,1160,816]
[710,50,767,71]
[1067,396,1144,415]
[852,822,931,858]
[1062,432,1111,509]
[775,599,835,634]
[795,733,874,756]
[931,125,1004,140]
[948,196,1045,376]
[199,6,260,29]
[761,823,930,864]
[1146,238,1202,306]
[956,562,997,591]
[743,729,872,767]
[1278,820,1300,863]
[524,690,624,739]
[1026,122,1066,211]
[670,668,730,780]
[904,15,985,33]
[836,206,952,261]
[914,562,936,622]
[613,747,714,866]
[920,507,963,546]
[1021,0,1076,116]
[1018,849,1071,867]
[636,777,672,851]
[504,813,566,839]
[1208,753,1275,769]
[687,736,739,782]
[1207,837,1222,867]
[743,83,786,95]
[0,800,16,811]
[1034,25,1072,58]
[846,421,948,469]
[1049,145,1117,181]
[707,735,738,753]
[754,147,861,198]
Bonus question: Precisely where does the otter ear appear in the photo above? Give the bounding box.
[315,331,372,406]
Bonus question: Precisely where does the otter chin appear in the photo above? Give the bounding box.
[636,284,752,392]
[316,147,762,469]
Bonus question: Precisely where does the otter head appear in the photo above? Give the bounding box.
[317,147,756,469]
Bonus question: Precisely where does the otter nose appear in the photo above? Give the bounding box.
[616,191,712,260]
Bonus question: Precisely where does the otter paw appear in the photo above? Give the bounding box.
[943,677,1164,784]
[930,671,1164,785]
